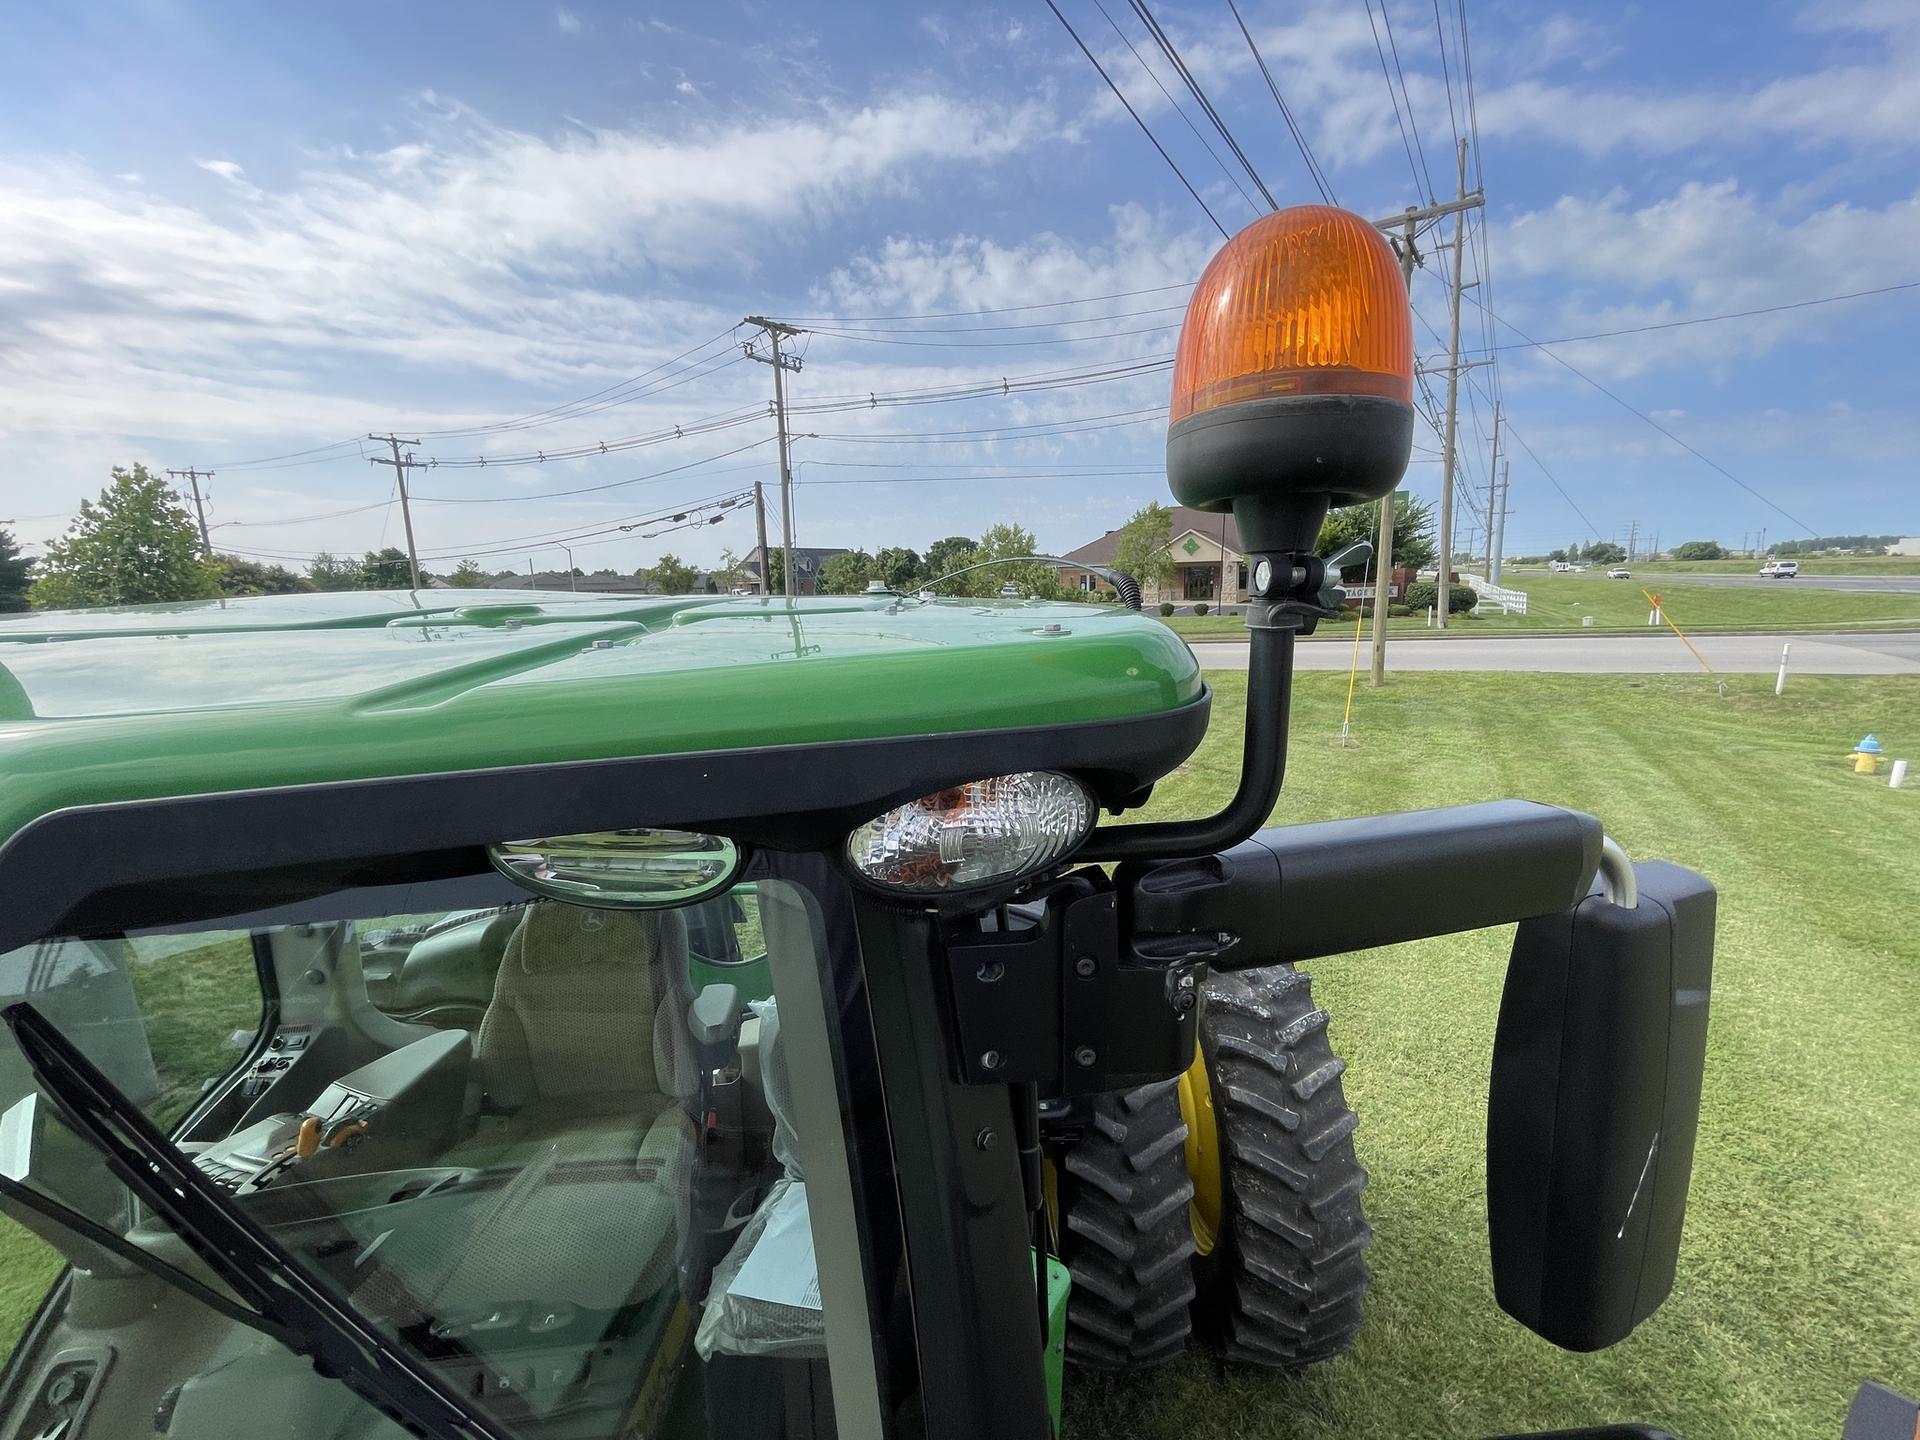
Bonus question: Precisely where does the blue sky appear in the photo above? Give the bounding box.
[1,0,1915,576]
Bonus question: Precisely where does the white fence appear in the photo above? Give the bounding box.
[1459,573,1530,615]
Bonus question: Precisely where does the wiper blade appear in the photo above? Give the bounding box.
[1,1003,516,1440]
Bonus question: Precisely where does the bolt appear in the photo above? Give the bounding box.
[1173,990,1198,1015]
[976,960,1005,984]
[975,1127,998,1151]
[979,1050,1003,1072]
[1073,1045,1097,1069]
[1073,955,1098,978]
[46,1375,78,1406]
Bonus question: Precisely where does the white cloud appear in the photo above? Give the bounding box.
[554,7,581,35]
[0,90,1052,447]
[195,158,246,181]
[675,80,698,97]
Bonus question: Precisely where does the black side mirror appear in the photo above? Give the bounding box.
[1487,860,1715,1351]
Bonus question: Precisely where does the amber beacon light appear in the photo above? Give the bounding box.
[1167,205,1415,554]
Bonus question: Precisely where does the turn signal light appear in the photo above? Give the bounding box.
[846,772,1095,895]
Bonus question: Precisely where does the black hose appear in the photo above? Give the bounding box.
[1078,625,1295,861]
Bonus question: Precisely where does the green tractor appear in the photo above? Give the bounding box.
[0,205,1722,1440]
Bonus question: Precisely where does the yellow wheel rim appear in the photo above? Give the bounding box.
[1177,1045,1223,1257]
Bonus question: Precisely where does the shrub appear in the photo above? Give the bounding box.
[1158,601,1176,617]
[1193,602,1209,616]
[1388,604,1413,618]
[1402,582,1474,614]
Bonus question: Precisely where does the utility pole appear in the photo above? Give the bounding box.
[1434,139,1472,629]
[750,481,771,596]
[743,317,804,599]
[166,469,215,557]
[367,434,424,591]
[1492,459,1510,585]
[1484,401,1501,576]
[1365,174,1484,684]
[1626,519,1639,564]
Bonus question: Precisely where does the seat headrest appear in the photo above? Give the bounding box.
[514,902,667,975]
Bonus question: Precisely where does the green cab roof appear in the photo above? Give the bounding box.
[0,589,1203,848]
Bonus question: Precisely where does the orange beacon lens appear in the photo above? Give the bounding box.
[1166,206,1415,551]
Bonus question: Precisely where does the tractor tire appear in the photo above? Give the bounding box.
[1193,965,1372,1370]
[1057,1078,1197,1371]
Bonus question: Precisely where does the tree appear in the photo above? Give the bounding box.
[0,529,34,613]
[1112,503,1176,595]
[711,547,749,593]
[1548,548,1569,564]
[1579,540,1626,565]
[448,559,489,588]
[211,554,311,596]
[1315,494,1435,575]
[308,551,363,591]
[646,553,698,594]
[819,550,876,594]
[359,548,414,589]
[1673,540,1726,561]
[30,464,219,609]
[954,522,1060,599]
[923,535,977,582]
[761,548,787,595]
[872,546,924,590]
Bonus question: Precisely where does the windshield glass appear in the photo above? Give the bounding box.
[0,864,892,1440]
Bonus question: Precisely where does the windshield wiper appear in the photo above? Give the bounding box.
[1,1003,517,1440]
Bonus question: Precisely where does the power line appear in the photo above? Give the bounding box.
[1226,0,1336,204]
[1043,0,1230,238]
[1431,0,1461,151]
[1500,420,1602,541]
[794,300,1188,334]
[1129,0,1278,209]
[1363,0,1426,202]
[1462,289,1818,535]
[806,319,1178,348]
[410,436,776,505]
[1463,278,1920,353]
[777,280,1194,324]
[1091,0,1261,217]
[1378,0,1435,200]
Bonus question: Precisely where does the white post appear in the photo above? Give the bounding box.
[1426,605,1434,628]
[1775,642,1790,696]
[1891,758,1909,790]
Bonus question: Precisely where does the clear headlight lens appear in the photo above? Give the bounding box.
[846,772,1096,894]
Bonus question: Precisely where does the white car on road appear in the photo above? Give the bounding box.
[1607,567,1632,579]
[1759,559,1799,578]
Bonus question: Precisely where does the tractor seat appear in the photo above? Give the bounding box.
[455,900,696,1157]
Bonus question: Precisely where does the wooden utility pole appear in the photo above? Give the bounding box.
[743,317,804,599]
[1365,172,1484,681]
[1435,139,1471,629]
[751,480,771,596]
[1485,401,1502,576]
[166,468,215,557]
[367,434,424,590]
[1492,458,1510,585]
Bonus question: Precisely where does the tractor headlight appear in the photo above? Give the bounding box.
[846,772,1096,895]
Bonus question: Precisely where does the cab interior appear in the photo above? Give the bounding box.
[0,877,848,1440]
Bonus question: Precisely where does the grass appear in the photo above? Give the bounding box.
[1161,572,1920,641]
[1072,670,1920,1440]
[0,936,260,1351]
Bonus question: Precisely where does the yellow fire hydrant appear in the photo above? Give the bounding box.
[1851,734,1884,774]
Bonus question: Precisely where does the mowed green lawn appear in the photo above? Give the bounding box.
[1163,572,1920,640]
[1073,670,1920,1440]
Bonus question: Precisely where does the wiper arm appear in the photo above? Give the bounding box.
[0,1131,293,1345]
[1,1003,515,1440]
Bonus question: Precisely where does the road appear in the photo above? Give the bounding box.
[1189,630,1920,674]
[1549,572,1920,594]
